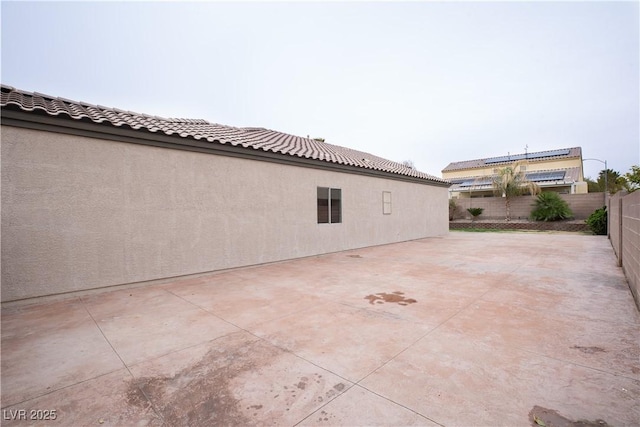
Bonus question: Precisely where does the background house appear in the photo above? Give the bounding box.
[1,85,450,302]
[442,147,587,198]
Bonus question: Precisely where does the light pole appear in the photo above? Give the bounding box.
[584,158,608,204]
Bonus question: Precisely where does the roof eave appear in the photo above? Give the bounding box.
[1,108,451,188]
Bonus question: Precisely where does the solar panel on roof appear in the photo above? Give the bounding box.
[527,149,571,160]
[485,154,526,164]
[525,171,566,182]
[484,149,571,164]
[458,178,493,187]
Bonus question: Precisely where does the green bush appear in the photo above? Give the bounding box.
[586,206,607,235]
[467,207,484,220]
[530,192,573,221]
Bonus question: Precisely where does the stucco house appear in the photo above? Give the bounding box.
[442,147,587,198]
[1,85,450,302]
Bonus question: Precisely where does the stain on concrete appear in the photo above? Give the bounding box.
[325,388,338,399]
[365,291,417,306]
[529,405,610,427]
[571,345,606,354]
[125,384,152,409]
[318,409,335,423]
[266,372,331,417]
[347,255,362,258]
[127,338,278,425]
[321,382,347,401]
[246,404,263,416]
[130,372,249,425]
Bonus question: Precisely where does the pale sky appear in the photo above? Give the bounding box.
[2,1,638,180]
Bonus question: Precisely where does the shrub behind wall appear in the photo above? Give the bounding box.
[586,206,607,235]
[531,192,573,221]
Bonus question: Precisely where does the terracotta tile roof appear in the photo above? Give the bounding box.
[442,147,582,172]
[1,85,447,184]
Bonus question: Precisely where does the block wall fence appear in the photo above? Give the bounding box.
[608,191,640,311]
[451,193,605,220]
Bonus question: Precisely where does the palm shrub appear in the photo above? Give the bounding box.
[530,192,573,221]
[449,199,459,220]
[586,206,607,235]
[467,207,484,221]
[492,162,540,221]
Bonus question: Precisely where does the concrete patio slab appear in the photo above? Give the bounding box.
[440,299,639,378]
[81,287,239,366]
[250,300,435,382]
[1,232,639,426]
[162,278,327,330]
[1,369,162,427]
[127,331,353,426]
[298,385,437,426]
[360,328,640,426]
[1,298,125,405]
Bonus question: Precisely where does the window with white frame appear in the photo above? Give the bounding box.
[317,187,342,224]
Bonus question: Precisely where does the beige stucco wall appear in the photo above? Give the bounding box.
[1,126,448,302]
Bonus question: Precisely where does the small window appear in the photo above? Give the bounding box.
[382,191,392,215]
[317,187,342,224]
[520,165,527,172]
